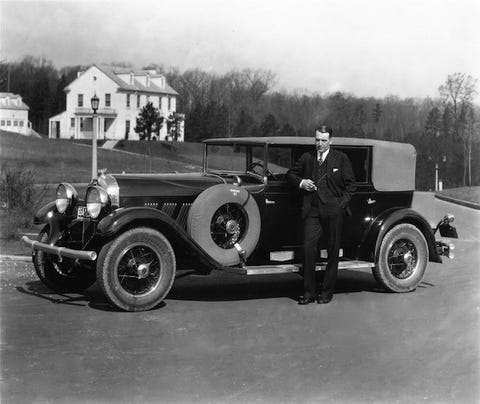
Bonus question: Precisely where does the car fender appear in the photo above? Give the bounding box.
[359,207,441,263]
[33,201,67,244]
[95,207,229,271]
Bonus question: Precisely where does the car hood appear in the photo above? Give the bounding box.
[110,172,225,199]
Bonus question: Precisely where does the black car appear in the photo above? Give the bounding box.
[23,137,458,311]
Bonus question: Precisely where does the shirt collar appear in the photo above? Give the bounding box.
[317,148,330,161]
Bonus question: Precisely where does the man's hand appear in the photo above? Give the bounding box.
[299,179,317,192]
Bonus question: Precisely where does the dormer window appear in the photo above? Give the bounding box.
[130,73,134,85]
[146,75,151,87]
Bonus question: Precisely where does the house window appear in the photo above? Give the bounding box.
[147,95,150,104]
[126,94,130,107]
[1,120,5,126]
[78,94,83,107]
[19,121,24,127]
[125,120,130,140]
[168,97,171,110]
[105,93,111,107]
[13,120,18,126]
[80,118,84,130]
[7,120,11,126]
[71,118,75,128]
[137,94,141,108]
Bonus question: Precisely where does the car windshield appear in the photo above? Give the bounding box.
[205,143,294,178]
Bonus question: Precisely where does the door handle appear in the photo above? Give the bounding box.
[367,198,376,205]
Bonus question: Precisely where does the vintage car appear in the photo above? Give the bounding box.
[22,137,458,311]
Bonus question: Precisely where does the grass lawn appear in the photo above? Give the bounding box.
[437,186,480,205]
[0,131,203,184]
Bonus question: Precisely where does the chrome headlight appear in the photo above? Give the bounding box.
[86,186,110,219]
[55,183,78,214]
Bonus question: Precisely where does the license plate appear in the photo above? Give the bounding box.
[77,206,88,219]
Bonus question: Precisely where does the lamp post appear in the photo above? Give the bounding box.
[90,93,99,179]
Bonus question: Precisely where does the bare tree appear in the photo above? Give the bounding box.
[439,73,478,186]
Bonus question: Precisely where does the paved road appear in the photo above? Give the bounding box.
[1,199,479,403]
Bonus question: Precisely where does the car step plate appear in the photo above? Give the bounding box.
[224,260,374,275]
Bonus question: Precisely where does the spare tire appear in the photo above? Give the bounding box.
[187,184,261,266]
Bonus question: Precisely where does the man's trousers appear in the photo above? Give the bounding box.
[302,202,344,298]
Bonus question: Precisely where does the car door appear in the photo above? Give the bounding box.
[335,146,375,259]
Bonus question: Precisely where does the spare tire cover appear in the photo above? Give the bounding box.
[187,184,261,266]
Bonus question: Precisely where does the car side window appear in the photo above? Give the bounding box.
[334,146,370,184]
[266,146,293,179]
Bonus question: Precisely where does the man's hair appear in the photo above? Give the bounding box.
[315,125,333,137]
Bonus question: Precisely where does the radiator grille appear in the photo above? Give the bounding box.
[160,202,176,216]
[176,203,192,229]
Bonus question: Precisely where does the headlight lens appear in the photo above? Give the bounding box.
[86,186,110,219]
[55,183,78,214]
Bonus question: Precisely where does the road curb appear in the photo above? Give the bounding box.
[435,193,480,210]
[0,254,31,262]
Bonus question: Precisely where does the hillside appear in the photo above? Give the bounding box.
[0,131,204,183]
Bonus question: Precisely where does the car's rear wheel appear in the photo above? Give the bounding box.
[33,227,97,293]
[373,223,428,292]
[187,184,261,266]
[96,227,176,311]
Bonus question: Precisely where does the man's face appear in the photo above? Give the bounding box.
[315,130,331,154]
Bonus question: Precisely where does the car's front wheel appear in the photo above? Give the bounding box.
[96,227,176,311]
[33,227,97,293]
[373,223,429,292]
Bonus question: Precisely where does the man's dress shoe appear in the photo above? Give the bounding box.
[298,295,315,305]
[316,294,333,304]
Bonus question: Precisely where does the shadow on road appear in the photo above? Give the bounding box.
[167,270,390,302]
[15,281,118,311]
[14,270,435,310]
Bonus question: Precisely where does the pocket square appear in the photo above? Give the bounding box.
[333,168,339,172]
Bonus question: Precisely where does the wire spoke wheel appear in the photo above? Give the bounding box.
[117,243,161,295]
[33,227,97,293]
[187,184,261,266]
[387,239,417,279]
[97,227,176,311]
[210,203,247,249]
[373,223,428,293]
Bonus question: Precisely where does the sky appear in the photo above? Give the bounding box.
[1,0,479,102]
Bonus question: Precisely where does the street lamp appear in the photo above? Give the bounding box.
[90,93,99,179]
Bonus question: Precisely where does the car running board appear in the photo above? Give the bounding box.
[223,260,374,275]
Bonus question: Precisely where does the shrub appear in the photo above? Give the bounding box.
[0,164,46,240]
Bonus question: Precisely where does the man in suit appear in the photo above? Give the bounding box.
[287,125,356,304]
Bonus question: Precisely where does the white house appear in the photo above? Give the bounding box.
[0,92,33,135]
[49,65,183,141]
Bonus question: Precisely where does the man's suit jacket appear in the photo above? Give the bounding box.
[287,148,357,219]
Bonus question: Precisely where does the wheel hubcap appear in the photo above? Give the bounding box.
[117,244,161,295]
[211,203,247,249]
[388,239,417,279]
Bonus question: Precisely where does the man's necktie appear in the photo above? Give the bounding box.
[318,154,323,165]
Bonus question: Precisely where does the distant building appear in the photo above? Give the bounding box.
[0,92,33,136]
[49,65,184,141]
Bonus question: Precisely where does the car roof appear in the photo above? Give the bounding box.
[204,136,416,192]
[204,136,404,148]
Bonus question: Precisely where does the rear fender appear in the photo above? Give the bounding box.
[359,208,441,263]
[95,207,226,271]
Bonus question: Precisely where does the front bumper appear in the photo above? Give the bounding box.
[21,236,97,261]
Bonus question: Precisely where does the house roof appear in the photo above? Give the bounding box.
[73,65,178,96]
[0,92,30,110]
